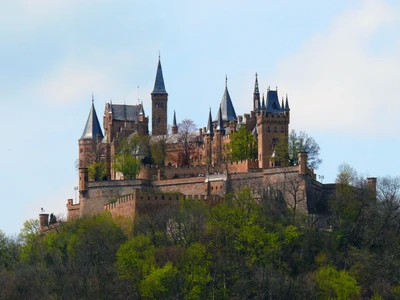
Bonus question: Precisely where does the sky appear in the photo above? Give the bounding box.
[1,0,399,235]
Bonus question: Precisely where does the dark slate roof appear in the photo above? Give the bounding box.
[285,94,290,110]
[215,105,225,132]
[172,110,177,127]
[139,103,145,115]
[152,58,167,94]
[265,90,283,113]
[80,102,104,140]
[206,108,214,135]
[215,80,237,122]
[261,94,266,110]
[111,104,140,121]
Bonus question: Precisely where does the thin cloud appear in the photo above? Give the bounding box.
[34,60,109,106]
[269,0,400,135]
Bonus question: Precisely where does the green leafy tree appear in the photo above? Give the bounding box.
[226,126,257,162]
[113,135,145,179]
[150,137,168,166]
[113,154,141,179]
[272,129,322,169]
[88,160,108,181]
[179,243,211,300]
[140,262,178,299]
[316,265,360,299]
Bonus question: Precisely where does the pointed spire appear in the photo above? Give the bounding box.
[172,110,177,127]
[152,56,167,94]
[216,105,225,132]
[281,97,284,111]
[216,76,237,122]
[80,96,104,140]
[254,72,259,94]
[285,94,290,110]
[140,102,145,115]
[206,108,214,135]
[261,94,266,110]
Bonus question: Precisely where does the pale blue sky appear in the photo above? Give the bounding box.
[1,0,399,235]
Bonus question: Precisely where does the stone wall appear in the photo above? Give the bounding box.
[103,189,222,220]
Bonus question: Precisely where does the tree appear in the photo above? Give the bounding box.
[150,135,169,166]
[88,161,108,181]
[272,130,322,169]
[226,126,257,162]
[316,265,360,299]
[113,135,144,179]
[177,119,198,166]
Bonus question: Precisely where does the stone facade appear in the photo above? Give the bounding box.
[66,58,340,222]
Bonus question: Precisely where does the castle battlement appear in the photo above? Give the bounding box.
[103,189,222,219]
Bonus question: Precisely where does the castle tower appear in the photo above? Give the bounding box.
[253,73,260,112]
[171,110,178,134]
[214,105,225,164]
[257,88,290,169]
[78,95,104,168]
[151,56,168,135]
[204,108,214,164]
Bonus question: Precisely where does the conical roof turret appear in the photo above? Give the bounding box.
[285,94,290,110]
[215,105,225,132]
[216,76,237,122]
[261,94,266,110]
[80,95,104,140]
[152,56,167,94]
[172,110,177,127]
[139,102,145,115]
[206,108,214,135]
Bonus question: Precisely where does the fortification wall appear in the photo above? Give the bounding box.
[137,160,259,181]
[81,179,147,217]
[152,177,208,195]
[226,159,259,173]
[103,189,221,220]
[67,199,80,220]
[104,193,136,219]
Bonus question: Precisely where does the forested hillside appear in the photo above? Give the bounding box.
[1,169,400,299]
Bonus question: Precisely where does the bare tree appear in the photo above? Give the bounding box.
[177,119,198,166]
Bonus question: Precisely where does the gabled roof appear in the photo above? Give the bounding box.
[215,77,237,122]
[80,99,104,140]
[265,89,283,113]
[152,57,167,94]
[110,104,140,121]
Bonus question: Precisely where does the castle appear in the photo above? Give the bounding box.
[39,57,376,232]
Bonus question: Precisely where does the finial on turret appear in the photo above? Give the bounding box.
[267,86,270,92]
[225,74,227,87]
[92,93,94,104]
